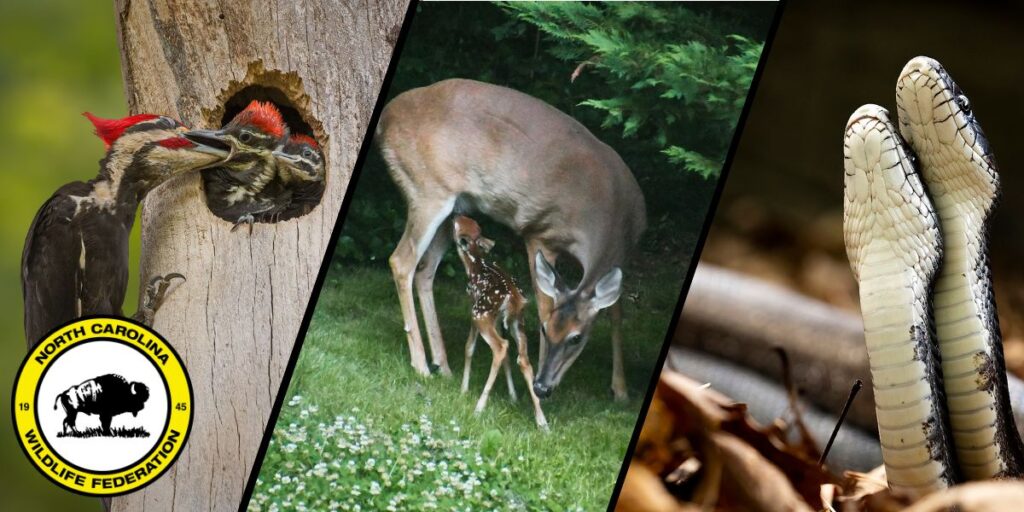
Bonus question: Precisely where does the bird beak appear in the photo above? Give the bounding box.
[272,150,300,163]
[183,129,233,159]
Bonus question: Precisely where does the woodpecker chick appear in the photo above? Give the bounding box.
[227,134,326,232]
[22,113,230,346]
[196,100,290,228]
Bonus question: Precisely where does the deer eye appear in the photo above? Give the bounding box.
[567,333,583,346]
[239,131,253,144]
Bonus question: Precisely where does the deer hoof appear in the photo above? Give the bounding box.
[611,387,628,402]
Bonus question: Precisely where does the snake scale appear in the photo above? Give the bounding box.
[843,56,1024,495]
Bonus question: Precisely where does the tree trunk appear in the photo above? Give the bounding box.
[112,1,407,510]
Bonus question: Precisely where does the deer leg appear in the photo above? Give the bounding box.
[474,318,509,414]
[503,352,517,401]
[389,199,454,376]
[525,239,559,368]
[415,226,453,375]
[462,325,478,394]
[511,315,548,430]
[610,301,627,401]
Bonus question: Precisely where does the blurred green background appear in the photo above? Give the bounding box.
[0,1,126,510]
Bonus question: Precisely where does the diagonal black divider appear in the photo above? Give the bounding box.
[235,2,420,509]
[602,1,790,509]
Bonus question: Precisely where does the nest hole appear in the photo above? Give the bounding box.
[201,83,325,227]
[219,85,314,137]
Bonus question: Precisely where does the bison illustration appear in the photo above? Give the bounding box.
[53,374,149,435]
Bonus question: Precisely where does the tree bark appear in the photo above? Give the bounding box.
[112,1,407,510]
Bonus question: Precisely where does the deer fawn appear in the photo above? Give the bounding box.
[378,79,646,400]
[453,215,547,429]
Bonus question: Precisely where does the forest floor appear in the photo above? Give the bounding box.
[249,256,687,511]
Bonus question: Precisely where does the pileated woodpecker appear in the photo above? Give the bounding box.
[272,134,326,219]
[194,100,292,231]
[22,113,230,347]
[230,134,326,227]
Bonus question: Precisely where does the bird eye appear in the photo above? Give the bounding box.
[302,149,313,158]
[239,132,253,144]
[956,94,971,114]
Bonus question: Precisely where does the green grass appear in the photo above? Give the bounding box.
[250,256,686,511]
[56,426,150,439]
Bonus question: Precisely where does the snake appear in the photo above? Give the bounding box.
[671,264,1024,474]
[843,56,1024,495]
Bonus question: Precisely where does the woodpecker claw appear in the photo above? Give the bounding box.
[231,215,256,235]
[134,273,187,327]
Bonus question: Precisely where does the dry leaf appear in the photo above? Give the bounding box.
[711,431,815,512]
[617,464,693,512]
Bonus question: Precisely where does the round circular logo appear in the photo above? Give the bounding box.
[12,316,193,496]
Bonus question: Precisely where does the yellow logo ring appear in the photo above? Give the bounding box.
[12,316,193,496]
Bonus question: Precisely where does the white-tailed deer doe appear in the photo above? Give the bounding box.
[378,79,646,400]
[453,215,547,429]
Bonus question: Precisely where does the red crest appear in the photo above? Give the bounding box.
[232,100,286,138]
[83,112,161,149]
[290,134,319,149]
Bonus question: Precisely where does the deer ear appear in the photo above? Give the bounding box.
[591,267,622,311]
[534,252,560,299]
[479,237,495,254]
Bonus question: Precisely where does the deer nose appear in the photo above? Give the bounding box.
[533,381,552,399]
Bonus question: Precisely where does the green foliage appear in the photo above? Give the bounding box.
[498,3,763,178]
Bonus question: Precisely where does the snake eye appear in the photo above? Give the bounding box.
[956,94,971,114]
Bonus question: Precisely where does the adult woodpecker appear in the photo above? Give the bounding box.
[22,113,230,347]
[194,100,291,231]
[233,134,326,226]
